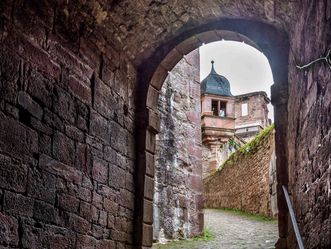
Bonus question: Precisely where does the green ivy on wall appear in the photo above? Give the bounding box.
[218,124,275,171]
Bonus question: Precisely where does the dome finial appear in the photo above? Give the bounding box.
[201,59,232,96]
[211,60,216,73]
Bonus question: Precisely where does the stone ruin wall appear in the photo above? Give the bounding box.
[202,137,243,178]
[0,2,136,248]
[202,93,270,178]
[285,2,331,248]
[234,93,269,130]
[154,49,203,241]
[204,129,277,218]
[0,1,330,248]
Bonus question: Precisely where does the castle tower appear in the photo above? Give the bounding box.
[201,61,271,177]
[201,61,236,173]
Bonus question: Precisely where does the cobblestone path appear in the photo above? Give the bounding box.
[153,209,278,249]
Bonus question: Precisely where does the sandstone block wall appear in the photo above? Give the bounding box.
[204,127,276,217]
[0,2,136,247]
[285,2,331,248]
[0,1,330,248]
[234,92,269,130]
[202,136,244,178]
[154,49,203,241]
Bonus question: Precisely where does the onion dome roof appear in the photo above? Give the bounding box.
[201,61,232,96]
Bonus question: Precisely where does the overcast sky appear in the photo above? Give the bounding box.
[199,41,274,120]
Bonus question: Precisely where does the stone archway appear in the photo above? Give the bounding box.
[134,18,290,248]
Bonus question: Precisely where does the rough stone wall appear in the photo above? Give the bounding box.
[154,49,203,241]
[286,1,331,248]
[0,2,136,248]
[204,128,276,217]
[0,0,330,248]
[202,144,210,179]
[269,151,278,216]
[202,136,244,178]
[234,92,269,129]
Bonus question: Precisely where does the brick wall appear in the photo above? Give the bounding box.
[154,49,203,241]
[204,127,276,217]
[0,2,136,247]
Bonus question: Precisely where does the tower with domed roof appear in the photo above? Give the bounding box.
[201,61,270,176]
[201,60,233,97]
[201,61,237,173]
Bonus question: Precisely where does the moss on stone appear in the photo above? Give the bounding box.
[218,124,275,171]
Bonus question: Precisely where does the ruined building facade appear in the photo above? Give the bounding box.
[201,62,270,176]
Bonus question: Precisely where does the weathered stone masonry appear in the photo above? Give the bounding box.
[154,49,203,241]
[0,1,330,248]
[0,1,136,248]
[204,127,277,218]
[135,1,330,247]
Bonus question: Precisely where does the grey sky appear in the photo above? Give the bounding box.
[199,41,274,120]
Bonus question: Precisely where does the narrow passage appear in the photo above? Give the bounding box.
[153,209,278,249]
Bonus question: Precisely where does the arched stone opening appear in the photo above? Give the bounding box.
[134,18,290,248]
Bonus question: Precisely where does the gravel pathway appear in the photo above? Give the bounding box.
[153,209,278,249]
